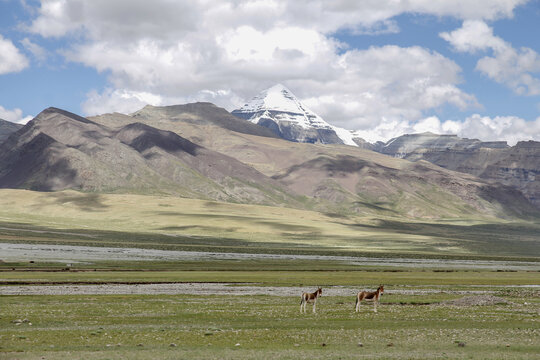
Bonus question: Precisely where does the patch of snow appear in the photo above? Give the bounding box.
[332,127,358,146]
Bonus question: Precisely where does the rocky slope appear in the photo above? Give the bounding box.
[92,104,539,219]
[0,118,23,143]
[374,132,540,207]
[376,132,508,158]
[271,153,536,219]
[0,107,300,206]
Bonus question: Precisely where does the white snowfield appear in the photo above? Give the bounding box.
[233,84,358,146]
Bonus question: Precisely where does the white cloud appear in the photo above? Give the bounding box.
[301,46,478,129]
[456,114,540,145]
[82,88,165,116]
[74,39,476,127]
[441,20,540,95]
[354,114,540,146]
[21,0,530,129]
[0,35,29,74]
[82,87,245,116]
[440,20,506,53]
[0,105,33,124]
[27,1,527,40]
[21,37,48,63]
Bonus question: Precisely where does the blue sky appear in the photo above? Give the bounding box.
[0,0,539,144]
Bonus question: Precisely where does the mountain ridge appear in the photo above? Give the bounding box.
[91,103,539,219]
[0,118,24,143]
[375,132,540,207]
[0,107,303,206]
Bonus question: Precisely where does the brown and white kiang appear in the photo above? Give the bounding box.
[355,285,384,313]
[300,287,322,313]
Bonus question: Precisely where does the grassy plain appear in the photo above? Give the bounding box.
[1,189,540,258]
[1,189,539,359]
[1,285,539,359]
[1,263,539,359]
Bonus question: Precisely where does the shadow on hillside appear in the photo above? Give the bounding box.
[153,211,254,221]
[342,219,540,256]
[159,225,238,232]
[255,220,318,232]
[0,221,321,255]
[48,192,109,212]
[353,201,399,214]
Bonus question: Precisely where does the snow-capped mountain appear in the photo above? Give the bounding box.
[232,84,357,146]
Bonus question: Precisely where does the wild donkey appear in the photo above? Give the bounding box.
[300,288,322,313]
[355,285,384,313]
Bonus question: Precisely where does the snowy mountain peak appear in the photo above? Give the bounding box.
[232,84,357,146]
[234,84,325,127]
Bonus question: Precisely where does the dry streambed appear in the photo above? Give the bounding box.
[2,242,540,270]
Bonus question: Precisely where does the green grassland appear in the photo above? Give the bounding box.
[1,189,540,258]
[1,287,539,359]
[1,189,539,359]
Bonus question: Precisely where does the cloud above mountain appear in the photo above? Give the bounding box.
[9,0,538,144]
[356,113,540,146]
[0,35,29,75]
[441,20,540,95]
[0,105,33,124]
[25,1,484,118]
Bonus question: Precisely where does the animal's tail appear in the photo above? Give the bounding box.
[355,296,358,305]
[300,295,304,305]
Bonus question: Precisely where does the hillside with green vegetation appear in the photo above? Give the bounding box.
[1,189,539,258]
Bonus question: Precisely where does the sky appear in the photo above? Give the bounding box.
[0,0,539,145]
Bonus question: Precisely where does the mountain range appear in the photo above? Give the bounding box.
[376,132,540,207]
[0,85,538,220]
[229,86,540,210]
[0,107,300,206]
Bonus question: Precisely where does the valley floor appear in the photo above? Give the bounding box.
[1,273,538,360]
[1,189,539,359]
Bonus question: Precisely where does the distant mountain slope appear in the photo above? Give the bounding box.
[92,103,539,219]
[114,122,297,204]
[272,153,537,219]
[375,132,540,208]
[377,132,508,158]
[90,102,281,149]
[136,103,281,138]
[96,102,279,139]
[0,118,23,143]
[0,107,123,191]
[478,141,540,206]
[0,107,301,206]
[232,84,357,146]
